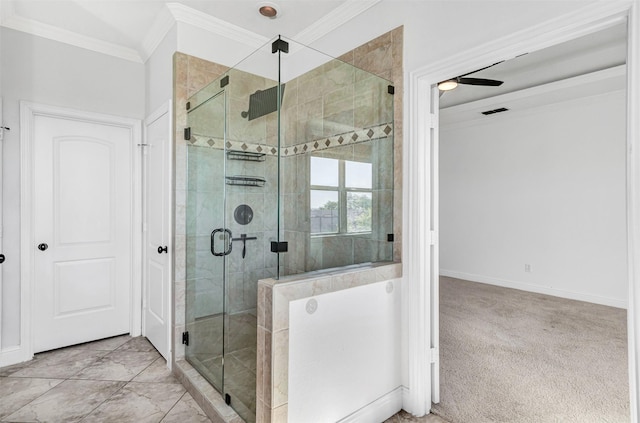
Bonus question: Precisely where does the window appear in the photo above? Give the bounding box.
[310,156,372,234]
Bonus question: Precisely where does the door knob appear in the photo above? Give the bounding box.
[38,243,48,251]
[157,246,168,254]
[0,254,5,263]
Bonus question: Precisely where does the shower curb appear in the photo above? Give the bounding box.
[174,359,245,423]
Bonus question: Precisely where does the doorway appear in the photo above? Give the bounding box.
[438,21,629,422]
[401,2,639,418]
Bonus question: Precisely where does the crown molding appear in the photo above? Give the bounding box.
[292,0,381,46]
[0,0,384,64]
[141,5,177,61]
[166,2,269,49]
[0,1,143,63]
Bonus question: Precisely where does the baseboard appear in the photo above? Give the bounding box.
[0,345,31,368]
[337,386,403,423]
[440,270,627,309]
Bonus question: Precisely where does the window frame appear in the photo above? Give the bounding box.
[310,157,372,236]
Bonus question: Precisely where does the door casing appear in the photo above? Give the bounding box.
[19,101,142,362]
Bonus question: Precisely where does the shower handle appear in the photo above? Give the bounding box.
[211,228,233,256]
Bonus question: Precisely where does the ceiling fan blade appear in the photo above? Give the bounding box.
[457,77,504,86]
[458,61,505,78]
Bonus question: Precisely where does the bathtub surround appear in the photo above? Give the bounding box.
[172,28,404,423]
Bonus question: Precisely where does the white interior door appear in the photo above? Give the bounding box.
[143,102,172,361]
[32,113,133,353]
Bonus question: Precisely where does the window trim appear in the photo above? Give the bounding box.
[310,158,372,236]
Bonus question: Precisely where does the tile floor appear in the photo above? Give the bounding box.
[384,411,449,423]
[0,334,448,423]
[0,335,211,422]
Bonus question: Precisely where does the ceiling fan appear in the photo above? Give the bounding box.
[438,61,505,92]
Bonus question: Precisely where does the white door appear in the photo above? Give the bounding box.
[143,102,172,361]
[32,113,133,353]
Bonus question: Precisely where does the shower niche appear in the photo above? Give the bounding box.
[184,35,394,423]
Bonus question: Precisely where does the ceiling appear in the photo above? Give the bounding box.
[0,0,378,62]
[439,22,628,108]
[0,1,628,110]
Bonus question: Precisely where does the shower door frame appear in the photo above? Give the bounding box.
[184,88,228,397]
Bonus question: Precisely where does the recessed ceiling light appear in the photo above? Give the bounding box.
[258,2,279,18]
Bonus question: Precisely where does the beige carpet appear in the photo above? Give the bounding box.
[431,277,629,423]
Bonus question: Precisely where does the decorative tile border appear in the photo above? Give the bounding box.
[188,122,393,157]
[282,122,393,157]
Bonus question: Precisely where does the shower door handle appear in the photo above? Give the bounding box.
[211,228,233,256]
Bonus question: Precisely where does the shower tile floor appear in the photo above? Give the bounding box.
[0,335,211,422]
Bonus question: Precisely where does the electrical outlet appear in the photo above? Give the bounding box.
[525,264,532,273]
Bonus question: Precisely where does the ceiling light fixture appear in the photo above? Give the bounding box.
[438,79,458,91]
[258,3,278,18]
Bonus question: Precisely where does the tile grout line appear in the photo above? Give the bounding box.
[76,338,139,422]
[1,336,206,422]
[159,391,190,422]
[2,342,124,422]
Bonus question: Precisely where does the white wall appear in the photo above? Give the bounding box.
[146,25,177,115]
[439,89,627,307]
[289,279,402,422]
[176,23,269,76]
[0,27,145,350]
[306,1,595,71]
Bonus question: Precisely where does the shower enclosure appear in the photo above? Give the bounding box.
[184,36,394,422]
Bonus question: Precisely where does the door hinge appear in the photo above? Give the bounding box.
[430,347,438,363]
[182,331,189,346]
[0,126,10,142]
[225,393,231,405]
[142,222,148,232]
[184,127,191,140]
[429,113,437,129]
[430,231,438,245]
[270,241,288,253]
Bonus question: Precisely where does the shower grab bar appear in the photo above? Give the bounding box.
[211,228,233,256]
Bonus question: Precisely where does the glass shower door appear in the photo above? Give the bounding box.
[185,89,227,395]
[185,74,264,422]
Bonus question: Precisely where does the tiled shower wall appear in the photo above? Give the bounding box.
[173,53,229,362]
[186,67,281,319]
[279,27,403,273]
[343,27,403,262]
[173,25,404,361]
